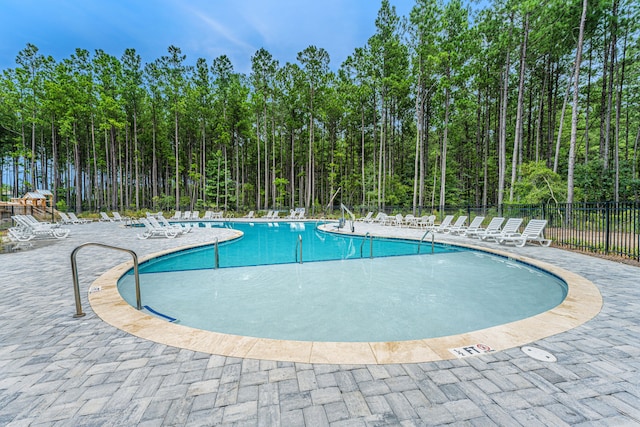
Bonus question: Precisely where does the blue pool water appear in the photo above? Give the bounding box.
[136,222,456,273]
[118,222,568,342]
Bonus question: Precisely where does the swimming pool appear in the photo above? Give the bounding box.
[117,222,568,342]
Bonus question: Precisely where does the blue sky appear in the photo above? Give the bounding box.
[1,0,414,74]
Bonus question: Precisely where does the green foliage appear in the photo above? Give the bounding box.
[511,161,566,204]
[153,195,176,211]
[56,199,67,212]
[574,159,639,202]
[274,177,289,207]
[1,0,639,212]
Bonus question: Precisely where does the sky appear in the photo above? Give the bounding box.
[1,0,415,75]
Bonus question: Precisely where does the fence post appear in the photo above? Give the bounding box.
[605,201,610,255]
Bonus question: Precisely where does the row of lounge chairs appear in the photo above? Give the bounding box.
[169,211,225,220]
[137,214,193,239]
[174,209,306,220]
[246,208,306,220]
[358,212,551,247]
[99,212,131,222]
[59,212,92,224]
[357,212,437,228]
[8,215,70,241]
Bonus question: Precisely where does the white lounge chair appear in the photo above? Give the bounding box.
[154,215,191,234]
[68,212,91,224]
[403,214,418,227]
[182,211,192,220]
[465,217,504,238]
[417,215,436,229]
[379,213,392,225]
[391,214,404,227]
[370,212,386,224]
[99,212,114,222]
[449,216,484,235]
[191,211,200,220]
[112,212,131,222]
[380,214,394,226]
[171,211,182,220]
[137,218,179,239]
[286,208,305,220]
[479,218,523,241]
[497,219,552,247]
[203,211,214,220]
[58,212,75,224]
[440,216,467,233]
[357,212,373,222]
[271,211,280,219]
[243,211,255,218]
[9,215,70,241]
[429,215,454,232]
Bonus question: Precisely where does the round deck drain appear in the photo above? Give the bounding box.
[522,346,556,362]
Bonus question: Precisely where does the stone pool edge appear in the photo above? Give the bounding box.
[88,226,602,365]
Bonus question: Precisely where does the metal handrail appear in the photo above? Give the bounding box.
[295,234,303,263]
[360,232,373,258]
[417,230,435,254]
[71,242,142,318]
[213,237,220,268]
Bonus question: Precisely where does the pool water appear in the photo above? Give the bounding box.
[118,222,568,342]
[136,222,456,273]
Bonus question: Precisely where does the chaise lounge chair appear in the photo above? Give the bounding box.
[464,217,504,238]
[417,215,436,229]
[137,218,179,239]
[58,212,75,224]
[153,215,191,234]
[497,219,552,247]
[99,212,114,222]
[112,212,131,222]
[429,215,454,232]
[357,212,373,222]
[440,216,467,233]
[479,218,523,241]
[449,216,484,235]
[9,215,70,241]
[68,212,91,224]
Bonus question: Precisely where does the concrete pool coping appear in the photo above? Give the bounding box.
[89,224,602,365]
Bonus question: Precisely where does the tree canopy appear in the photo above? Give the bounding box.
[1,0,639,213]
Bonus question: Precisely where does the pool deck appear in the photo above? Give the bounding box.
[1,220,639,425]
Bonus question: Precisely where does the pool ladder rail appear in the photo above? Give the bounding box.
[359,231,435,259]
[213,237,220,268]
[360,232,373,258]
[71,242,142,318]
[295,234,303,264]
[418,230,435,254]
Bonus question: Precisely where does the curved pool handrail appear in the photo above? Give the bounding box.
[417,230,435,254]
[360,232,373,258]
[71,242,141,317]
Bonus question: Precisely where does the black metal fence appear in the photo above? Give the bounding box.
[3,201,639,261]
[348,202,640,262]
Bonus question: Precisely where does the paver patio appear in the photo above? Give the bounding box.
[1,220,638,426]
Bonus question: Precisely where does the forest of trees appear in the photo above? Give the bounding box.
[1,0,639,215]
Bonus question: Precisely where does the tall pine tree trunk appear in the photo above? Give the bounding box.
[509,13,529,202]
[567,0,588,207]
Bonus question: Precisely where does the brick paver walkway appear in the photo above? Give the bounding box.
[1,221,638,426]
